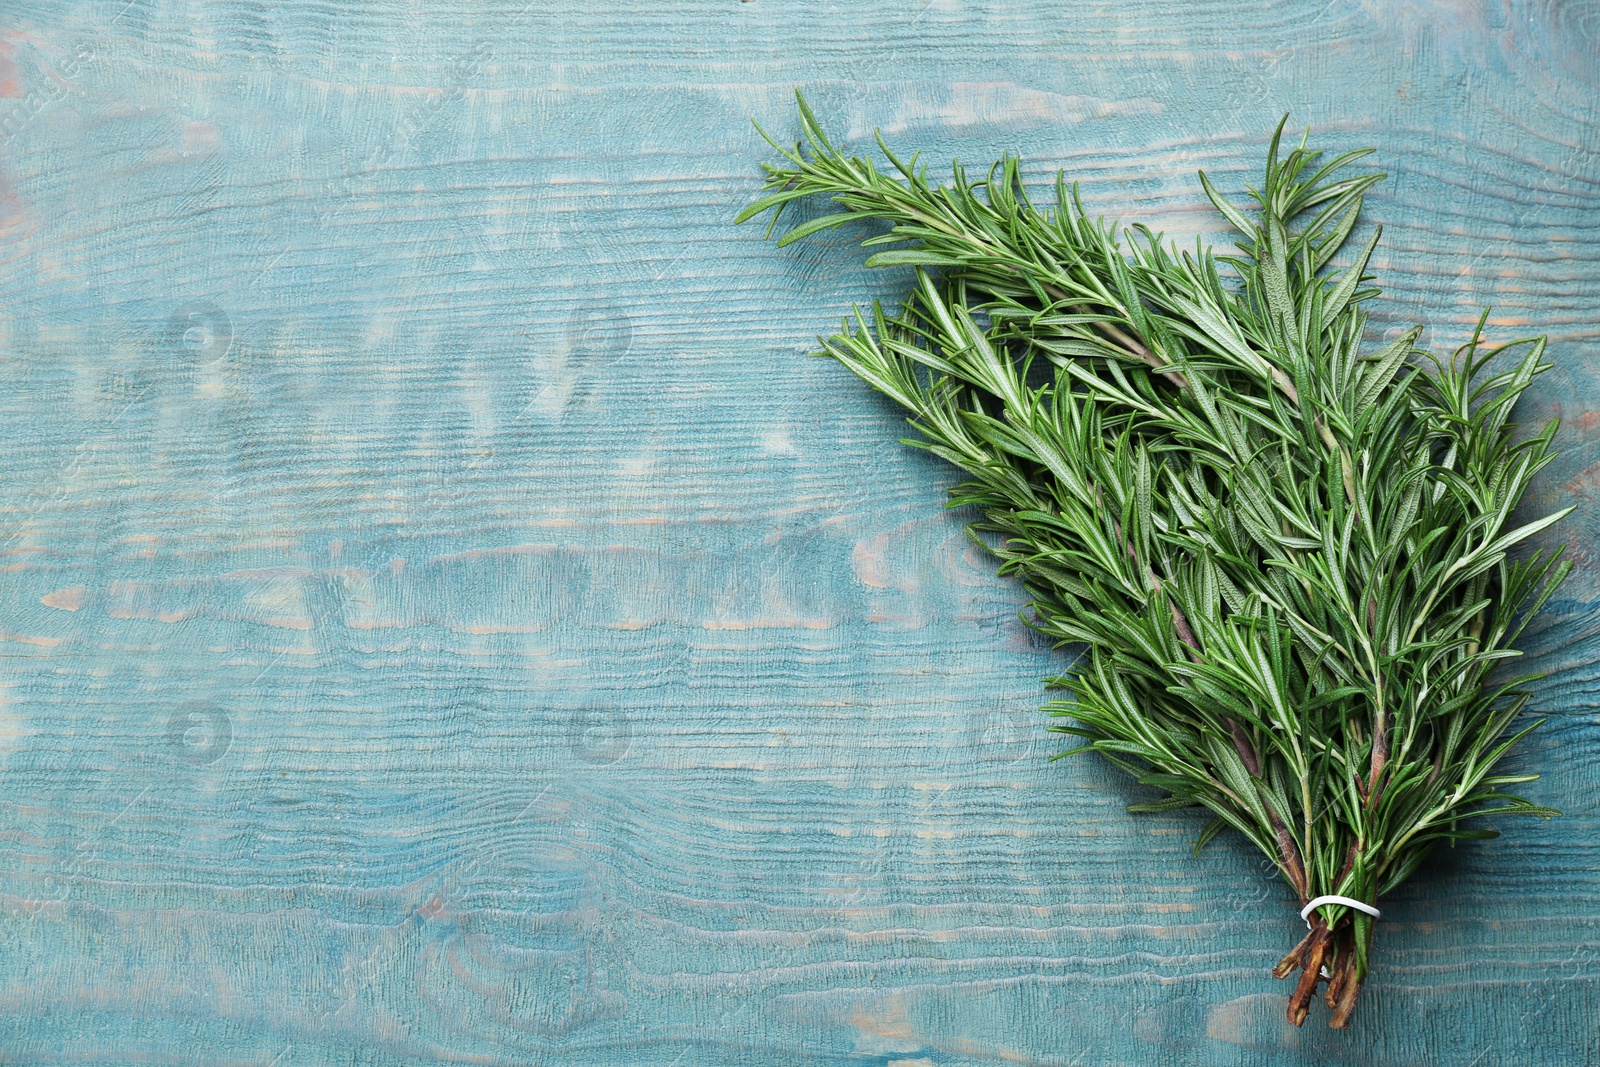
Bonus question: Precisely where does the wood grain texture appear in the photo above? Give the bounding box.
[0,0,1597,1063]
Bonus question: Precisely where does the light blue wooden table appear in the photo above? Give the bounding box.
[1,2,1596,1063]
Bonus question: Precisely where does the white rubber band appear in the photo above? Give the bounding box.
[1301,894,1381,929]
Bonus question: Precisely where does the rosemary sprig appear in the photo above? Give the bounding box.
[739,94,1571,1028]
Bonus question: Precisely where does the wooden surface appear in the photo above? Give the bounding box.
[1,1,1597,1063]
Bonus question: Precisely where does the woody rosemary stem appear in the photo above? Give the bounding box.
[1279,909,1377,1029]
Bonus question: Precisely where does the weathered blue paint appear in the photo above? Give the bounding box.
[0,1,1596,1063]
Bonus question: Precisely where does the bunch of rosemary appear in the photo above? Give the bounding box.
[739,95,1570,1028]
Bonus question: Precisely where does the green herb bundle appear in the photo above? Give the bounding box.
[739,95,1570,1028]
